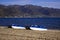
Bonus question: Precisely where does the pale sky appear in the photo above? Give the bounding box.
[0,0,60,9]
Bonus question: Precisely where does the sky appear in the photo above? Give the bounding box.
[0,0,60,9]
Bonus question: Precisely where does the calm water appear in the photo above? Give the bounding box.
[0,18,60,29]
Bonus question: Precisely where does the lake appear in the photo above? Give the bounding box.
[0,18,60,29]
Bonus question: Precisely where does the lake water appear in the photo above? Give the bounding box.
[0,18,60,29]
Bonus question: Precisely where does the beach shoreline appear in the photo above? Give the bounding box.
[0,27,60,40]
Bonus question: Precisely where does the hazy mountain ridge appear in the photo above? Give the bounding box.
[0,4,60,18]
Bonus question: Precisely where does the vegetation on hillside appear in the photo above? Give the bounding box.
[0,4,60,18]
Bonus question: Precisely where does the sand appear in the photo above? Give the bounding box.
[0,27,60,40]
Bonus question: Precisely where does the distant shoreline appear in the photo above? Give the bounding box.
[0,17,60,18]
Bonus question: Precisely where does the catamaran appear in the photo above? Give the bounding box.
[12,24,47,31]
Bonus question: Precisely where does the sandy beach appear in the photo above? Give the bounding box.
[0,27,60,40]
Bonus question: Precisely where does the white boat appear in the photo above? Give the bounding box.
[30,27,47,31]
[12,25,25,29]
[30,25,47,31]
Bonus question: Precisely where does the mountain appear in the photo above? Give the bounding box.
[0,4,60,18]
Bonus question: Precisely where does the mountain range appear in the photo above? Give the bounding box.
[0,4,60,18]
